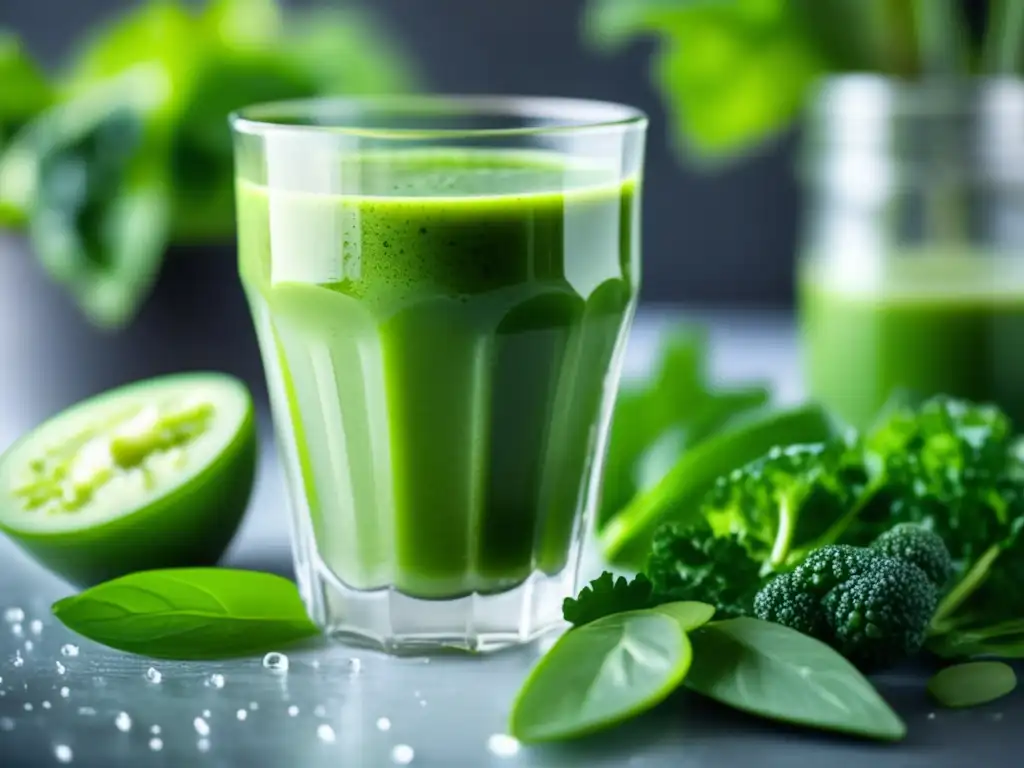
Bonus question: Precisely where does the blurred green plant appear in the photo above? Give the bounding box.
[0,0,417,329]
[583,0,1012,165]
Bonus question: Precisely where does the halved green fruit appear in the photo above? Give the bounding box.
[0,372,257,586]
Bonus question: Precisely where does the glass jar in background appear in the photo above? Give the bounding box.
[797,76,1024,429]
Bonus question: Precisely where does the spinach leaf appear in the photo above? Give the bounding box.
[685,617,906,741]
[927,662,1017,708]
[52,568,319,660]
[584,0,826,162]
[510,607,696,743]
[0,32,52,143]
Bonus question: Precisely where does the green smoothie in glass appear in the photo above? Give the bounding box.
[232,95,647,653]
[801,251,1024,429]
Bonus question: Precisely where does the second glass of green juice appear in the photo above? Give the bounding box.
[231,96,647,653]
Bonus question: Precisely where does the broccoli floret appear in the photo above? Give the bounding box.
[871,523,953,588]
[562,572,654,627]
[824,557,937,669]
[754,544,938,670]
[645,522,763,618]
[753,572,828,639]
[702,440,864,569]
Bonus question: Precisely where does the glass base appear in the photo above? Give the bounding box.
[301,558,573,654]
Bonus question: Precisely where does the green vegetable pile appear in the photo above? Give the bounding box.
[0,0,416,329]
[517,378,1024,744]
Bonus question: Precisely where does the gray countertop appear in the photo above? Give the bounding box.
[0,245,1018,767]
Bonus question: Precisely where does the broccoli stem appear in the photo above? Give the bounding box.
[769,494,797,569]
[929,542,1002,635]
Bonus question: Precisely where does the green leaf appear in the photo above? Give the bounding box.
[510,609,693,743]
[52,568,320,660]
[651,600,717,631]
[0,32,53,139]
[927,662,1017,708]
[563,571,655,627]
[685,618,906,741]
[200,0,283,48]
[585,0,826,162]
[927,619,1024,660]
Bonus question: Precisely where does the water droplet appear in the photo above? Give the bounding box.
[3,608,24,623]
[376,717,391,731]
[77,707,96,717]
[145,667,162,684]
[23,640,33,652]
[487,734,520,757]
[56,662,66,675]
[202,709,211,719]
[0,717,13,731]
[287,705,299,717]
[11,624,23,638]
[149,737,163,752]
[207,673,225,689]
[197,738,211,753]
[927,712,937,720]
[115,712,132,732]
[60,645,79,658]
[314,705,327,718]
[42,700,52,710]
[150,725,161,735]
[54,744,73,763]
[418,700,426,708]
[11,651,23,667]
[194,717,210,736]
[993,712,1005,722]
[236,709,247,721]
[391,744,415,764]
[412,690,421,699]
[317,723,336,743]
[60,687,70,699]
[29,620,42,636]
[311,659,321,669]
[262,652,289,672]
[348,658,362,674]
[23,703,32,712]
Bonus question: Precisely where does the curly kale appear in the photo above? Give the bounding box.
[645,522,764,618]
[754,544,939,670]
[871,523,953,588]
[562,571,654,627]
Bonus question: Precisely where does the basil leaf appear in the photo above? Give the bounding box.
[585,0,825,162]
[52,568,319,660]
[686,618,906,741]
[928,662,1017,708]
[510,608,693,743]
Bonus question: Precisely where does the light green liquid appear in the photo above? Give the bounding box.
[239,150,638,598]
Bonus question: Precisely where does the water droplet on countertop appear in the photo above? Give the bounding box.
[419,700,426,707]
[150,725,161,735]
[376,717,391,731]
[115,712,131,732]
[60,687,70,699]
[206,673,225,689]
[54,744,73,763]
[29,620,42,635]
[311,659,321,669]
[993,712,1004,721]
[927,712,936,720]
[3,608,24,624]
[23,703,32,712]
[287,705,299,717]
[313,705,327,718]
[236,709,247,721]
[56,662,66,675]
[149,737,163,752]
[348,658,362,674]
[60,644,79,658]
[487,734,520,757]
[145,667,162,684]
[391,744,415,764]
[11,651,23,667]
[317,723,336,743]
[42,700,51,710]
[77,707,96,717]
[413,690,421,699]
[0,717,13,731]
[11,624,23,638]
[249,701,258,711]
[197,738,211,753]
[194,717,210,736]
[263,652,289,672]
[202,709,211,719]
[23,640,33,652]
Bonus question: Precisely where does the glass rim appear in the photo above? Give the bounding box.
[229,94,648,140]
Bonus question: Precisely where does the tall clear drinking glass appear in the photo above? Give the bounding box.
[231,96,647,653]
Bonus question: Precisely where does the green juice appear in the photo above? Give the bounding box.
[238,150,638,599]
[800,253,1024,429]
